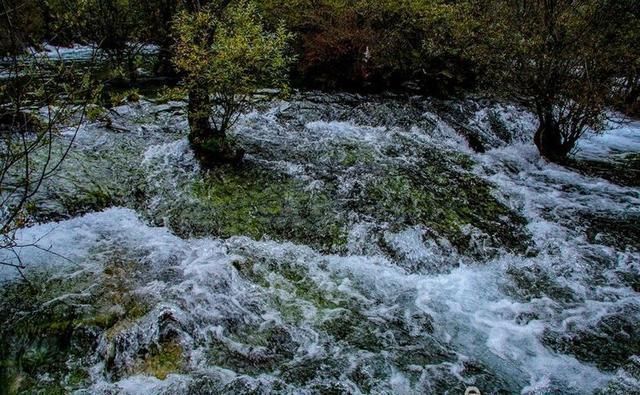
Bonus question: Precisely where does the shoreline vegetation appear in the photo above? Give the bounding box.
[3,0,639,165]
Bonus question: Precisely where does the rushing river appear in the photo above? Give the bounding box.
[1,93,639,394]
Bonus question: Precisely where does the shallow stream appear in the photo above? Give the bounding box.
[1,92,639,394]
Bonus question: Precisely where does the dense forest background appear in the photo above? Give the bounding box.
[3,0,640,164]
[2,0,638,100]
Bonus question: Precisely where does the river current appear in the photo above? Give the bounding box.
[1,93,639,394]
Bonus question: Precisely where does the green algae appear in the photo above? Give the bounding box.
[135,341,184,380]
[232,254,347,313]
[567,154,640,187]
[59,182,115,216]
[0,272,90,394]
[231,253,449,376]
[0,257,152,393]
[182,148,527,258]
[319,309,385,352]
[579,211,640,251]
[325,142,376,167]
[206,324,298,376]
[20,136,146,224]
[542,303,640,372]
[503,265,579,303]
[188,165,348,251]
[361,162,529,255]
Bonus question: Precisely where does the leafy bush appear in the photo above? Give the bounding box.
[173,0,293,164]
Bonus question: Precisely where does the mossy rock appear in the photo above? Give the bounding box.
[109,89,141,107]
[595,356,640,395]
[567,156,640,187]
[206,324,296,376]
[279,357,350,387]
[541,304,640,371]
[319,309,386,352]
[503,265,579,303]
[0,257,152,393]
[347,356,393,393]
[85,105,108,122]
[183,165,347,251]
[0,274,92,394]
[359,163,529,256]
[579,211,640,251]
[134,340,184,380]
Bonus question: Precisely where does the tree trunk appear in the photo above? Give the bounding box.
[155,46,176,77]
[534,116,569,163]
[155,0,178,77]
[183,0,239,166]
[625,84,640,116]
[187,86,242,165]
[127,57,138,84]
[187,85,217,147]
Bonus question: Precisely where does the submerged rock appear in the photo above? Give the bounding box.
[542,303,640,371]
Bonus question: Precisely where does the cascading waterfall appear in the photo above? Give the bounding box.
[1,93,638,394]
